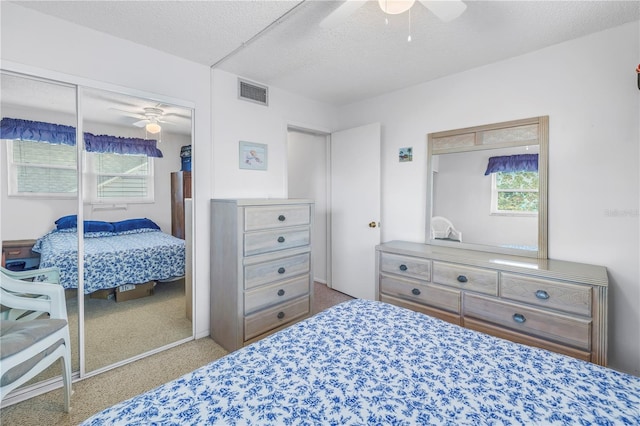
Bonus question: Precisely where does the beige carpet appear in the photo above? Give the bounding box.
[0,282,353,425]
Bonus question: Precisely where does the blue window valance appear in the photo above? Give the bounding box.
[84,133,163,158]
[0,117,76,146]
[0,117,162,158]
[484,154,538,175]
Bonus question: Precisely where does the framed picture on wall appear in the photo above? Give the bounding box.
[239,141,268,170]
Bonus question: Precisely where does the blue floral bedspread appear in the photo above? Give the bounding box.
[81,300,640,425]
[32,229,185,293]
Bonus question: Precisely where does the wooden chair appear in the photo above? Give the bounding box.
[0,266,72,412]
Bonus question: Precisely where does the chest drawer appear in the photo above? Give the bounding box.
[433,261,498,296]
[244,296,310,340]
[500,273,592,317]
[464,293,592,350]
[244,205,310,231]
[379,253,431,281]
[244,252,310,290]
[244,275,310,315]
[244,226,310,256]
[380,275,460,313]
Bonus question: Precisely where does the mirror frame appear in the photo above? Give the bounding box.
[426,116,548,259]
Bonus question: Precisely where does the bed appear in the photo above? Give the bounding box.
[32,217,185,294]
[81,299,640,425]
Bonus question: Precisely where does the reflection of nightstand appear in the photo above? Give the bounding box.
[2,240,40,271]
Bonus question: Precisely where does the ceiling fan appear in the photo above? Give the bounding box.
[111,106,174,134]
[320,0,467,28]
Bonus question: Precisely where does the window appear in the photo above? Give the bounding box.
[86,152,154,202]
[491,170,539,215]
[6,140,77,197]
[6,140,154,202]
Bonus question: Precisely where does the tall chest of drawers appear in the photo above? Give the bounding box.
[376,241,609,365]
[211,199,314,352]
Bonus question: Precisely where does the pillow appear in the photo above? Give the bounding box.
[85,221,115,233]
[112,218,160,233]
[55,215,77,229]
[55,215,114,232]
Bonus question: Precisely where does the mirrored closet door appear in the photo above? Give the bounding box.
[1,70,194,398]
[80,87,194,373]
[1,71,80,390]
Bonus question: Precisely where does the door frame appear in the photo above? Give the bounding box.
[286,124,333,287]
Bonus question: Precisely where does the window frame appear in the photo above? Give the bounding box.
[490,171,539,217]
[5,139,78,199]
[5,139,155,203]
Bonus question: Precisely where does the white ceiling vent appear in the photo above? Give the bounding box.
[238,78,268,106]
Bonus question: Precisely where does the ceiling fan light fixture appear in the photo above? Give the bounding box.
[146,122,162,134]
[378,0,415,15]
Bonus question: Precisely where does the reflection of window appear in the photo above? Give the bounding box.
[491,171,538,215]
[7,140,77,197]
[7,140,154,202]
[86,152,153,202]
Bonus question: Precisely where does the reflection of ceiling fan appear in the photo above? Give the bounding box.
[320,0,467,28]
[111,106,175,134]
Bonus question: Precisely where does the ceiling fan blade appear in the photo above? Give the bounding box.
[132,119,150,127]
[109,107,145,119]
[319,0,367,28]
[419,0,467,22]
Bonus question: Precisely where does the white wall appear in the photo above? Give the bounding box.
[211,69,335,199]
[335,21,640,375]
[1,2,212,338]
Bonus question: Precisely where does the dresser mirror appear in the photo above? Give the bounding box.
[426,116,548,259]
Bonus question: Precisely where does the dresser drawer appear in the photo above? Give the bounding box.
[244,205,311,231]
[244,275,310,315]
[244,226,310,256]
[244,252,310,290]
[500,273,592,317]
[380,275,460,313]
[432,261,498,295]
[244,296,310,340]
[464,293,592,350]
[379,253,431,281]
[3,242,38,260]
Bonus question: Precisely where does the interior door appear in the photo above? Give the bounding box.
[330,123,381,299]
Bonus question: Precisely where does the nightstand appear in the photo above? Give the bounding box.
[2,239,40,271]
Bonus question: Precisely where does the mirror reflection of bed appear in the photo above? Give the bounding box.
[0,72,194,391]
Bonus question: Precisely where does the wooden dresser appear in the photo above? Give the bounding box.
[170,171,191,239]
[210,199,314,352]
[376,241,608,365]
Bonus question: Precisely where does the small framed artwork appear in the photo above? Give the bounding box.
[239,141,268,170]
[399,147,413,162]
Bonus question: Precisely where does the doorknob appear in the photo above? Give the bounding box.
[369,221,378,228]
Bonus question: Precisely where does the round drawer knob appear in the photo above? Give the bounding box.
[277,236,285,243]
[535,290,550,300]
[512,313,526,324]
[399,264,408,271]
[457,275,468,283]
[277,289,285,296]
[278,215,286,222]
[278,267,286,274]
[277,311,285,319]
[411,288,421,296]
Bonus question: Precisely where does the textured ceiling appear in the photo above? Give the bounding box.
[9,0,640,106]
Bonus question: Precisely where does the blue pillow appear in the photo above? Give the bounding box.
[55,215,77,229]
[85,221,114,233]
[112,218,160,233]
[55,215,114,232]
